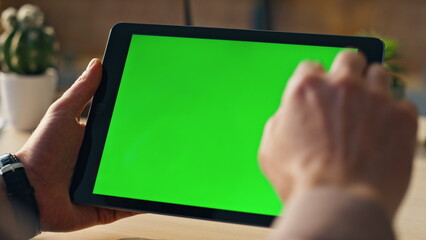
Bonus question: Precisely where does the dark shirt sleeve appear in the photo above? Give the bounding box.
[271,188,396,240]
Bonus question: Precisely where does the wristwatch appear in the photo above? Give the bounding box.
[0,153,40,239]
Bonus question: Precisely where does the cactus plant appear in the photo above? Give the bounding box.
[0,4,57,75]
[381,37,405,98]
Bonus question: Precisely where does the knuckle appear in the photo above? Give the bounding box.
[264,117,275,129]
[258,146,274,173]
[288,61,325,98]
[297,73,323,89]
[46,99,62,113]
[288,73,323,99]
[258,147,268,163]
[46,96,71,116]
[372,63,390,76]
[334,77,359,94]
[258,118,276,162]
[76,71,88,82]
[370,64,392,83]
[335,71,357,84]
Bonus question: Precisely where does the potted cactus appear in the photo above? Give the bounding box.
[0,4,58,131]
[381,37,405,99]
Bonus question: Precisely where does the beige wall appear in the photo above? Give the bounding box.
[1,0,186,58]
[273,0,426,77]
[2,0,426,78]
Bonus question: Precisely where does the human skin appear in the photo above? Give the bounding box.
[12,59,137,232]
[259,50,418,219]
[0,51,417,238]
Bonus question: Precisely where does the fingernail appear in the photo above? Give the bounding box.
[86,58,98,70]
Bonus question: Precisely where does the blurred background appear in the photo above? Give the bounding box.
[1,0,425,113]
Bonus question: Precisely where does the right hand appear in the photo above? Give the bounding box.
[258,51,418,218]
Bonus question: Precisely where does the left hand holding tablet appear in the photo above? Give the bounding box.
[16,59,137,231]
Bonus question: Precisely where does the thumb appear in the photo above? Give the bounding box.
[52,59,102,116]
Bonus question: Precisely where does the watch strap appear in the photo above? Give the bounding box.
[0,154,40,239]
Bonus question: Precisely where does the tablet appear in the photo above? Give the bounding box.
[70,23,384,227]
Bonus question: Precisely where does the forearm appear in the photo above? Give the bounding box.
[0,177,19,239]
[271,187,396,240]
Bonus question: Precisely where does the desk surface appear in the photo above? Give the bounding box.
[0,118,425,240]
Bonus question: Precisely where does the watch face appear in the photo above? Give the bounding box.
[0,154,18,167]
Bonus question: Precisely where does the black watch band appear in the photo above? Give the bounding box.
[0,154,40,239]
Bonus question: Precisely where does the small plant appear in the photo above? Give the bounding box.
[359,31,405,98]
[0,4,57,75]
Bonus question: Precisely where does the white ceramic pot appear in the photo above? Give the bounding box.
[0,69,58,131]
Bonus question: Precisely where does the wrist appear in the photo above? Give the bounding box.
[0,153,41,239]
[274,187,395,240]
[0,174,20,238]
[290,183,389,219]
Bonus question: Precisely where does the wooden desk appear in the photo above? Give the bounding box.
[0,118,425,240]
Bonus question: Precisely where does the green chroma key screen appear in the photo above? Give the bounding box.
[93,34,345,216]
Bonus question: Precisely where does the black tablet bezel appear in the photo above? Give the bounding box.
[70,23,384,227]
